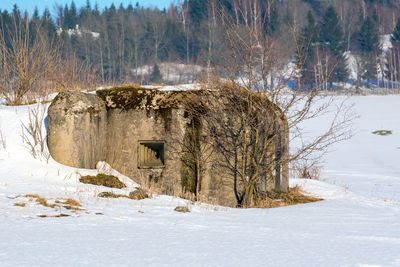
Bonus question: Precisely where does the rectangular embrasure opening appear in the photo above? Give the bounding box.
[138,141,165,168]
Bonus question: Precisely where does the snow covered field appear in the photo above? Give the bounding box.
[0,95,399,266]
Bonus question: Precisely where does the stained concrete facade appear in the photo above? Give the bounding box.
[48,87,289,207]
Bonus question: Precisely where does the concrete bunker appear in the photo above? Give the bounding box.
[47,85,289,207]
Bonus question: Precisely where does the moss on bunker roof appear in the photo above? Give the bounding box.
[96,85,203,110]
[96,84,145,95]
[94,84,286,122]
[96,85,161,110]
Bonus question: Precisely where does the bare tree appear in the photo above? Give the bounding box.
[0,15,60,105]
[219,0,353,152]
[147,11,167,63]
[54,56,99,91]
[178,0,190,65]
[164,91,214,201]
[195,81,288,207]
[386,46,400,93]
[21,103,50,161]
[185,0,355,207]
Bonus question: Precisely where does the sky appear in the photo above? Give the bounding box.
[1,0,174,15]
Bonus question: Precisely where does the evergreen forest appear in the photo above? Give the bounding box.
[1,0,400,89]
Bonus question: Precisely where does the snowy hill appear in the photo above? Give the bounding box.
[0,95,400,266]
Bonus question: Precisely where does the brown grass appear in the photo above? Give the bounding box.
[279,186,322,204]
[35,196,57,208]
[98,189,149,200]
[98,192,131,199]
[23,194,40,198]
[257,186,322,208]
[16,194,85,213]
[174,206,190,213]
[55,198,83,210]
[115,83,143,89]
[79,173,126,189]
[19,194,56,208]
[38,214,70,218]
[55,198,81,206]
[129,189,149,200]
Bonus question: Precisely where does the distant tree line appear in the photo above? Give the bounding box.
[1,0,400,89]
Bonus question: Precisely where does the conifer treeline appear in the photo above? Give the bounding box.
[1,0,400,87]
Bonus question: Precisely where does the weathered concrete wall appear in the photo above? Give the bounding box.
[275,118,289,192]
[47,91,107,168]
[196,100,290,206]
[105,107,185,196]
[94,88,188,196]
[204,159,237,206]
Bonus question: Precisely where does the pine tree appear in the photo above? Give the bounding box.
[356,16,380,87]
[267,1,280,35]
[150,64,162,83]
[32,7,39,20]
[30,7,41,40]
[63,5,72,29]
[0,10,12,47]
[391,17,400,45]
[41,8,56,39]
[65,1,78,29]
[86,0,91,11]
[189,0,209,25]
[358,17,380,53]
[320,6,345,57]
[319,5,348,84]
[386,17,400,87]
[296,10,318,87]
[12,4,21,20]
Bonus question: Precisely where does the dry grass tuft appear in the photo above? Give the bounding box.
[129,189,149,200]
[98,192,130,199]
[23,194,40,199]
[38,214,70,218]
[19,194,57,208]
[62,205,82,210]
[80,173,126,189]
[55,198,82,206]
[15,194,85,214]
[174,206,190,213]
[280,186,323,204]
[98,188,149,200]
[257,186,322,208]
[55,198,83,210]
[63,198,82,207]
[116,83,143,89]
[35,196,57,208]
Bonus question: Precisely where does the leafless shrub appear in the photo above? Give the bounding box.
[0,129,6,150]
[0,16,60,105]
[195,82,290,207]
[292,160,321,180]
[20,103,50,161]
[79,173,126,188]
[187,1,355,207]
[54,57,100,92]
[174,206,190,213]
